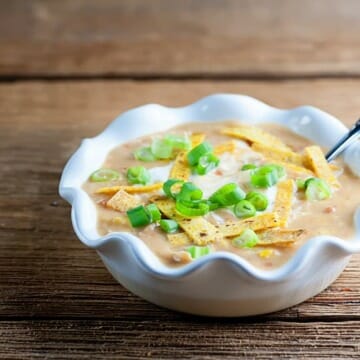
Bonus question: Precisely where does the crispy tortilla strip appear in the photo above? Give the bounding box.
[221,125,291,151]
[251,142,303,166]
[106,190,140,212]
[273,179,294,227]
[190,133,206,148]
[154,198,222,246]
[217,213,280,238]
[169,133,206,181]
[257,229,305,246]
[167,232,192,247]
[214,140,236,155]
[96,182,163,195]
[169,151,190,181]
[303,146,340,188]
[265,159,314,177]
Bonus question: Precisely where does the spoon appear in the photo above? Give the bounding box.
[326,119,360,162]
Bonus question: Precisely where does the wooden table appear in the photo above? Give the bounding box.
[1,1,360,358]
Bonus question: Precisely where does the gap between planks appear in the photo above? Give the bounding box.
[2,73,360,83]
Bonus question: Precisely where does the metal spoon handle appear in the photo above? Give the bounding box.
[325,119,360,162]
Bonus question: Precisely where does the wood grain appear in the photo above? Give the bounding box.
[0,320,360,359]
[2,0,360,77]
[0,79,360,321]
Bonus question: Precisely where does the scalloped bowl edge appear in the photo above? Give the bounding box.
[59,94,360,316]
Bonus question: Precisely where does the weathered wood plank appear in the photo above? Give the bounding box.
[0,320,359,359]
[0,79,359,322]
[2,0,360,76]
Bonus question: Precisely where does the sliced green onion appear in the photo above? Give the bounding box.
[134,134,190,162]
[206,200,222,211]
[232,229,259,248]
[186,245,211,259]
[296,178,307,190]
[163,179,184,199]
[126,166,151,185]
[233,200,256,218]
[90,168,120,182]
[187,142,213,166]
[134,146,157,162]
[305,178,332,201]
[250,164,285,188]
[245,191,269,211]
[177,182,203,202]
[241,164,257,171]
[151,138,174,159]
[159,219,179,233]
[209,183,246,207]
[145,204,161,222]
[194,153,220,175]
[127,204,161,227]
[126,205,151,228]
[175,200,209,217]
[164,134,191,151]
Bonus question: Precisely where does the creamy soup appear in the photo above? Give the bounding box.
[83,122,360,270]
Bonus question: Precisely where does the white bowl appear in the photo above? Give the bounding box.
[59,94,360,317]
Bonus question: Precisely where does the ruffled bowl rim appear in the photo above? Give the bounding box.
[59,94,360,281]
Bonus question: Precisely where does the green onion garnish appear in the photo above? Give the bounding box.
[233,200,256,218]
[145,203,161,222]
[126,204,161,228]
[134,146,157,162]
[151,138,173,159]
[126,205,151,227]
[89,168,120,182]
[159,219,179,233]
[250,164,285,188]
[305,178,332,201]
[134,134,192,162]
[187,142,213,166]
[232,229,259,248]
[241,164,257,171]
[126,166,151,185]
[175,200,209,217]
[177,182,203,202]
[245,191,269,211]
[164,134,191,151]
[296,178,307,190]
[186,245,211,259]
[209,183,246,207]
[163,179,184,199]
[194,153,220,175]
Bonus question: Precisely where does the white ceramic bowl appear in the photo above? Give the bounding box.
[59,94,360,317]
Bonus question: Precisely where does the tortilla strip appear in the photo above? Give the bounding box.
[169,151,190,181]
[216,213,280,238]
[96,182,163,195]
[303,146,340,188]
[273,179,294,227]
[190,133,206,148]
[106,190,140,212]
[213,140,236,156]
[169,133,206,181]
[154,198,222,246]
[257,228,305,246]
[167,232,192,247]
[251,142,303,166]
[221,125,291,151]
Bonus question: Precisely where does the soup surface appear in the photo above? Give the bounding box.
[83,121,360,269]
